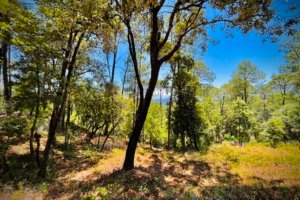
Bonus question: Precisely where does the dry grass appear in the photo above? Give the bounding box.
[203,141,300,186]
[1,139,299,199]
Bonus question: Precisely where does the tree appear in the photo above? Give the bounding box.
[35,0,113,178]
[0,114,28,172]
[231,61,265,104]
[144,102,167,148]
[0,0,29,112]
[224,98,253,146]
[113,0,285,170]
[271,73,292,106]
[265,117,285,147]
[172,61,207,151]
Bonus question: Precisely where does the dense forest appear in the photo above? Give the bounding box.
[0,0,300,199]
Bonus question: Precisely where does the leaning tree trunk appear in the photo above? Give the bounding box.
[30,66,41,157]
[38,32,84,178]
[123,66,160,170]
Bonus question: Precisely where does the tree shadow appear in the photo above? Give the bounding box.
[59,151,299,200]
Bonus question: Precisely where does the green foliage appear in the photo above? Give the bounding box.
[144,102,167,147]
[223,98,253,145]
[172,59,210,151]
[0,115,28,138]
[265,117,285,147]
[97,186,109,199]
[0,114,28,171]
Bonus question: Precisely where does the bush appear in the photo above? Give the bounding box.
[0,114,28,171]
[265,117,285,147]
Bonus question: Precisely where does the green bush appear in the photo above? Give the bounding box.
[0,114,28,171]
[265,117,285,147]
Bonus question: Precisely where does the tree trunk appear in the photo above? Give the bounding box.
[100,120,120,152]
[30,66,41,157]
[244,83,247,104]
[34,133,41,167]
[123,66,160,170]
[167,78,174,149]
[121,58,129,95]
[30,101,39,157]
[180,132,185,152]
[193,133,199,151]
[263,94,266,121]
[1,43,10,105]
[282,85,286,106]
[38,113,59,178]
[38,32,84,178]
[64,100,71,148]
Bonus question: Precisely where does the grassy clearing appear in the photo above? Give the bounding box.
[203,141,300,186]
[1,140,299,199]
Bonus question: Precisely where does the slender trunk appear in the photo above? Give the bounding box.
[238,119,242,147]
[38,113,59,178]
[167,79,173,149]
[30,66,41,157]
[2,43,10,104]
[159,85,162,128]
[30,102,40,157]
[29,105,35,116]
[173,134,178,149]
[220,95,225,116]
[64,100,71,148]
[38,32,84,178]
[263,94,266,121]
[61,109,66,131]
[1,153,7,172]
[100,120,120,152]
[123,65,160,170]
[282,85,286,106]
[244,83,247,104]
[193,133,199,151]
[180,132,185,152]
[34,133,41,167]
[103,123,109,136]
[121,58,129,95]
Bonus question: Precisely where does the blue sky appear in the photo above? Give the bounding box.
[111,0,299,89]
[113,27,288,88]
[198,28,286,87]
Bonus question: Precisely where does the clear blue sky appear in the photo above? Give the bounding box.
[198,28,286,87]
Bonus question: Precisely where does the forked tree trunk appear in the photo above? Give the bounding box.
[38,32,84,178]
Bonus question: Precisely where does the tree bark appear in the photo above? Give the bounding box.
[167,75,174,149]
[180,132,185,152]
[1,43,10,105]
[34,133,41,167]
[38,32,84,178]
[64,100,71,148]
[100,120,121,152]
[30,66,41,157]
[123,65,160,170]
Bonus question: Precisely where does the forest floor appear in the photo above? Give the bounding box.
[0,133,300,200]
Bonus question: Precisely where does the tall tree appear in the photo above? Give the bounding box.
[114,0,284,170]
[231,60,265,104]
[36,0,112,178]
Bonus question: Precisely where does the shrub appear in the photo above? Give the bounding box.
[265,117,285,147]
[0,114,28,171]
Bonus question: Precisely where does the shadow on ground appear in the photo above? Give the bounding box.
[45,151,300,200]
